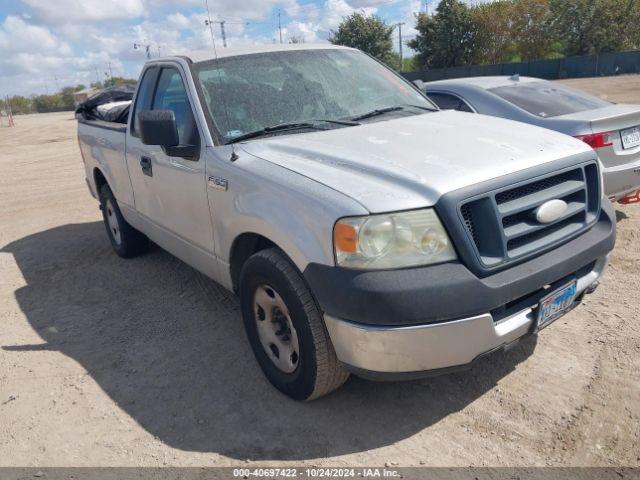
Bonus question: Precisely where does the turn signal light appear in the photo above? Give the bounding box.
[334,222,357,253]
[575,131,613,149]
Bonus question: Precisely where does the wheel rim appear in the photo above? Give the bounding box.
[105,199,122,246]
[253,284,300,374]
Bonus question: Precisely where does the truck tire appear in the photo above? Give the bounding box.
[99,184,149,258]
[240,248,349,401]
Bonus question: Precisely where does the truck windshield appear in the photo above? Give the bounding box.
[488,81,612,118]
[193,49,435,142]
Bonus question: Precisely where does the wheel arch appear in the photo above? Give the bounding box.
[93,167,108,195]
[229,232,280,293]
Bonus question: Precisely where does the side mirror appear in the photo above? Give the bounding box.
[137,109,198,159]
[137,110,179,148]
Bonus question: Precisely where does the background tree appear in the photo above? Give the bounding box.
[32,94,65,113]
[509,0,560,61]
[550,0,640,56]
[408,0,475,69]
[471,1,516,64]
[1,96,33,115]
[328,12,398,67]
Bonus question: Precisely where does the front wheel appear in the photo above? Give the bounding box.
[240,248,349,401]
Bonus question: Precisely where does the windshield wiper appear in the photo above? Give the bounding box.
[226,119,358,144]
[226,122,325,144]
[403,103,438,112]
[349,106,404,121]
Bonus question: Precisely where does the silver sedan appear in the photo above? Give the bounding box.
[420,76,640,201]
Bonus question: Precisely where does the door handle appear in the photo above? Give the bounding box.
[140,156,153,177]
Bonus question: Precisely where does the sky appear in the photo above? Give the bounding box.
[0,0,486,96]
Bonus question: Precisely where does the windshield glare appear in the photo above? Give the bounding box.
[488,81,612,118]
[194,49,434,141]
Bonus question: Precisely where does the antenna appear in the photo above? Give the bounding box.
[278,9,283,44]
[201,0,233,159]
[203,0,219,55]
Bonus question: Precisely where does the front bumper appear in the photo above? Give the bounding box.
[602,157,640,200]
[304,200,616,378]
[324,255,607,378]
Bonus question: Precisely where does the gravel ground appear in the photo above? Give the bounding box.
[0,75,639,467]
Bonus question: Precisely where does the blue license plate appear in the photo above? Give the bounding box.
[536,281,577,330]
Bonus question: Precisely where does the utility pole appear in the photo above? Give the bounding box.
[395,22,405,70]
[205,19,228,47]
[54,75,60,92]
[134,42,152,59]
[94,67,101,84]
[220,20,227,47]
[278,9,283,44]
[108,61,114,81]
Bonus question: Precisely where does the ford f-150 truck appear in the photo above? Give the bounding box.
[77,44,616,400]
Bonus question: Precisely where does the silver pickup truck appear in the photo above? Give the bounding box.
[78,44,616,400]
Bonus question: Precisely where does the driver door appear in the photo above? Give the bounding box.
[126,64,214,255]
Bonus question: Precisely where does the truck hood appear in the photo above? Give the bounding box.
[240,111,595,213]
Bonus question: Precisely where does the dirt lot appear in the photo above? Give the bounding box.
[1,75,639,468]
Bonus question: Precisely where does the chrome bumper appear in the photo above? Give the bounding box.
[324,256,608,376]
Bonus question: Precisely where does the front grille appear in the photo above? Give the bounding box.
[458,162,600,269]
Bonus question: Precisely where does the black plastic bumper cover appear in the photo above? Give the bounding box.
[303,200,616,326]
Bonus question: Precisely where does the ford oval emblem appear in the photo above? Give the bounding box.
[534,199,568,224]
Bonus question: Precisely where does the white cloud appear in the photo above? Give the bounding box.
[281,20,320,42]
[321,0,378,31]
[21,0,146,23]
[167,12,191,29]
[0,16,72,55]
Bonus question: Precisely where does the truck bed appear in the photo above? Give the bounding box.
[77,118,134,206]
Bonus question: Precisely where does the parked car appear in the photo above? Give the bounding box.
[419,76,640,201]
[77,45,615,400]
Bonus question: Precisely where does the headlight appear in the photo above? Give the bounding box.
[334,209,457,269]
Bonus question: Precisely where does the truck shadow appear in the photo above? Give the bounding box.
[2,222,537,460]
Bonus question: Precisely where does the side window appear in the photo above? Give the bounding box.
[152,68,199,146]
[428,92,473,112]
[457,100,474,113]
[130,67,158,137]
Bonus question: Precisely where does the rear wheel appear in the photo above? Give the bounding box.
[99,184,149,258]
[240,248,349,401]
